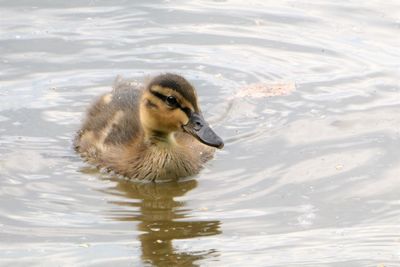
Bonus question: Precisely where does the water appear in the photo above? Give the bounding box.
[1,0,400,266]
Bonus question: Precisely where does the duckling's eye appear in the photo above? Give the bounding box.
[166,96,178,107]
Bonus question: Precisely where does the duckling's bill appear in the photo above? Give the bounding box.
[183,112,224,149]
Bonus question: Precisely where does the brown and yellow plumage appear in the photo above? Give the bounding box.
[74,73,223,182]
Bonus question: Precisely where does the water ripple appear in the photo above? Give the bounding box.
[1,0,400,266]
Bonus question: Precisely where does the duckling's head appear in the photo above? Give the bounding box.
[140,73,224,149]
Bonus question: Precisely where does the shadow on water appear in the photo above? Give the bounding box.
[101,178,221,267]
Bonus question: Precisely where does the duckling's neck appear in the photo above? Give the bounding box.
[144,129,177,147]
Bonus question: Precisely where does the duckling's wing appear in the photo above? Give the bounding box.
[104,85,143,145]
[77,77,144,148]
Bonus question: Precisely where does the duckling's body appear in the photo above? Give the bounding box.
[74,74,223,182]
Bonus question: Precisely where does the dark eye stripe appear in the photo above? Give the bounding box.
[151,90,177,108]
[181,107,192,117]
[150,90,192,116]
[150,90,168,102]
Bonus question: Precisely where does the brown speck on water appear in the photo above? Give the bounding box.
[235,82,296,98]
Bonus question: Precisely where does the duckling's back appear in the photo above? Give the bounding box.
[74,77,144,163]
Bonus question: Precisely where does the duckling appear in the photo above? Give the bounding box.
[74,73,223,182]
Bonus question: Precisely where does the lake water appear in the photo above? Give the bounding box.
[1,1,400,266]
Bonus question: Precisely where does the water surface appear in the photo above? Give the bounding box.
[1,0,400,266]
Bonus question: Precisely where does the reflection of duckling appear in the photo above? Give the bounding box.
[74,73,223,182]
[102,178,221,266]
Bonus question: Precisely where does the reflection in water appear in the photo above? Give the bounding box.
[2,0,400,265]
[103,178,221,267]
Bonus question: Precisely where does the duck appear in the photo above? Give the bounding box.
[74,73,223,182]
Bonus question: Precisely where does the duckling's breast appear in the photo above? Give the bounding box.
[98,134,214,182]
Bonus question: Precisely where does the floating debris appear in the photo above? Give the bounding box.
[335,164,344,170]
[235,82,296,98]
